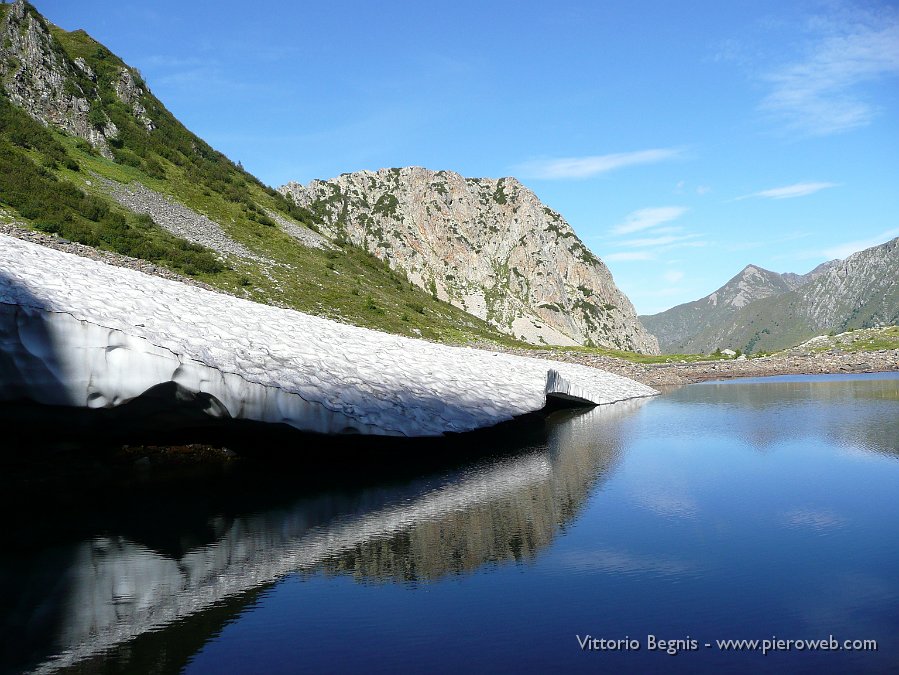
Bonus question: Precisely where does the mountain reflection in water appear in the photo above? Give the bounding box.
[658,373,899,456]
[9,399,646,674]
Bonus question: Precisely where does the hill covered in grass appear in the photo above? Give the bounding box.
[0,0,526,346]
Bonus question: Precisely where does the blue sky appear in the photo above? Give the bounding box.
[36,0,899,314]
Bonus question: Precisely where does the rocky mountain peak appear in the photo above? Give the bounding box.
[282,167,659,353]
[726,264,792,309]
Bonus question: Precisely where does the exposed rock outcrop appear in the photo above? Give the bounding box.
[281,167,659,353]
[113,66,154,132]
[0,0,152,157]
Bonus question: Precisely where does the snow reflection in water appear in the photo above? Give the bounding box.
[25,400,644,674]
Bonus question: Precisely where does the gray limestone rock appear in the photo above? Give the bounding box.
[281,167,659,353]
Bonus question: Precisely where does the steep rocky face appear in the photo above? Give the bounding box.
[281,167,659,353]
[0,0,152,157]
[779,237,899,335]
[781,259,841,289]
[642,237,899,354]
[704,264,795,310]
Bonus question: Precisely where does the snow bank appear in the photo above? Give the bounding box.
[0,235,657,436]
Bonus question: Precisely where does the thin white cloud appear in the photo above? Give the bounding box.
[613,206,688,235]
[819,228,899,260]
[736,182,839,200]
[515,148,683,180]
[604,251,655,262]
[663,270,685,284]
[620,233,700,248]
[760,6,899,135]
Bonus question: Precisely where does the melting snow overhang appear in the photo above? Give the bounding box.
[0,235,658,437]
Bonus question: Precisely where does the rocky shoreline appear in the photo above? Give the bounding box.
[487,346,899,388]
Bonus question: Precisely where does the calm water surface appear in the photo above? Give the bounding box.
[3,373,898,674]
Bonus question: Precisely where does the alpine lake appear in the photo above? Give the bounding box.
[3,372,898,674]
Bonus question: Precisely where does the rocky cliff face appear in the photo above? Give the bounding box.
[641,237,899,354]
[281,167,659,353]
[0,0,152,157]
[773,237,899,335]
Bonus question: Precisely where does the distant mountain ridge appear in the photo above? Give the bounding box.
[281,168,660,353]
[641,238,899,353]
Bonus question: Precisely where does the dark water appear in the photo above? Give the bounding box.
[3,373,898,674]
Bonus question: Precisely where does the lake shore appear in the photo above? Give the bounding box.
[483,345,899,387]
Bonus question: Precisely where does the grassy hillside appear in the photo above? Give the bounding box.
[0,5,524,347]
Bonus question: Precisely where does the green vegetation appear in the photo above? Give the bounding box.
[565,326,899,364]
[796,326,899,354]
[558,326,899,364]
[52,132,526,344]
[492,178,508,205]
[0,96,221,274]
[530,343,739,364]
[372,192,399,218]
[0,96,76,169]
[47,23,298,220]
[0,11,528,347]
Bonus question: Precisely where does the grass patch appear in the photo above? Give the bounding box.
[527,343,738,364]
[795,326,899,354]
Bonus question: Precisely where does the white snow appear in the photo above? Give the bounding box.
[0,235,657,436]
